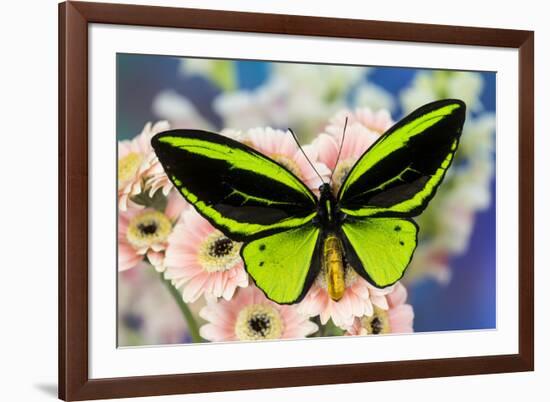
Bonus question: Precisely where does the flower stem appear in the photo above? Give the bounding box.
[160,273,204,343]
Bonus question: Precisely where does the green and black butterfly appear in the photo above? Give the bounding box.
[152,99,466,305]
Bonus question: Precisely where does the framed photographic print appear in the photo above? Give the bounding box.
[59,1,534,400]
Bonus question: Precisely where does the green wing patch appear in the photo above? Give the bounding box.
[152,130,317,241]
[338,99,466,218]
[342,218,418,287]
[242,224,321,304]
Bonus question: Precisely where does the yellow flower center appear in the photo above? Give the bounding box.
[126,210,172,249]
[331,159,356,195]
[198,232,242,273]
[360,307,391,335]
[271,154,302,178]
[235,303,284,340]
[118,152,143,185]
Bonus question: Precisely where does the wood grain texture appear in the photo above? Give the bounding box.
[73,1,530,47]
[518,32,535,370]
[58,1,534,400]
[59,2,89,400]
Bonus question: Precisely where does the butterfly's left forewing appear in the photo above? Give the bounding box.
[152,130,317,242]
[338,99,466,287]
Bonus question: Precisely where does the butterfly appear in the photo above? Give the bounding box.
[151,99,466,305]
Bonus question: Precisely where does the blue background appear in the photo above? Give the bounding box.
[117,54,496,332]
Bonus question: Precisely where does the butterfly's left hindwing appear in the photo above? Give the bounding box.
[242,224,322,304]
[152,130,317,242]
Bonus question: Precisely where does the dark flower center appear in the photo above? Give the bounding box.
[249,314,271,337]
[138,222,158,235]
[235,304,283,340]
[209,237,234,257]
[370,316,383,335]
[126,210,172,249]
[360,307,391,335]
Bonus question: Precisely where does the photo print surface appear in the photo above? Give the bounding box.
[117,54,496,346]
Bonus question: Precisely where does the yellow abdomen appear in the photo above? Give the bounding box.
[323,234,345,301]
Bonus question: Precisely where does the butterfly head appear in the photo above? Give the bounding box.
[316,182,341,230]
[318,183,333,198]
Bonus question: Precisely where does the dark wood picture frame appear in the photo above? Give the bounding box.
[59,1,534,400]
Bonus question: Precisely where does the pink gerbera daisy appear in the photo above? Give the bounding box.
[298,265,392,328]
[315,108,394,194]
[145,157,175,199]
[118,191,187,272]
[199,286,318,342]
[118,121,170,211]
[345,282,414,335]
[244,127,331,192]
[163,208,248,303]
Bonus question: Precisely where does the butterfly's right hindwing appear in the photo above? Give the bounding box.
[152,130,317,241]
[341,217,418,288]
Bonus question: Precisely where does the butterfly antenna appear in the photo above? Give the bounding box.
[287,128,325,184]
[329,116,348,184]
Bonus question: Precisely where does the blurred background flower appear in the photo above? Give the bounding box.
[118,263,196,346]
[117,54,496,345]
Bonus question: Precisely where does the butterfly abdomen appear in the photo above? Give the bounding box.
[323,233,346,301]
